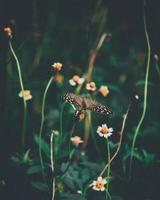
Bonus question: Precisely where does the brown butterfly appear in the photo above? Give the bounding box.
[63,93,112,115]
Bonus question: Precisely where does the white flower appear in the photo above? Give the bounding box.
[18,90,32,101]
[90,177,107,191]
[97,124,113,138]
[70,136,83,147]
[69,75,85,86]
[99,86,109,97]
[86,82,96,91]
[52,62,62,71]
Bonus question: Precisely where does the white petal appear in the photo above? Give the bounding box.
[69,79,76,86]
[109,128,113,132]
[86,85,91,90]
[104,134,110,138]
[102,124,107,128]
[92,181,97,186]
[18,92,23,97]
[93,186,100,191]
[98,132,104,137]
[102,179,107,184]
[108,132,112,136]
[78,78,85,84]
[100,186,105,191]
[24,95,32,101]
[97,177,103,181]
[96,127,102,133]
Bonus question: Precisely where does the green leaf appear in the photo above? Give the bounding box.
[23,149,31,162]
[63,175,77,190]
[35,135,50,158]
[81,161,102,172]
[31,181,48,192]
[135,80,153,86]
[27,165,42,175]
[58,192,86,200]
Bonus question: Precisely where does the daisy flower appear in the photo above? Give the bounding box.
[69,75,85,86]
[86,82,96,91]
[19,90,32,101]
[97,124,113,138]
[52,62,62,71]
[70,136,83,147]
[99,86,109,97]
[90,176,107,191]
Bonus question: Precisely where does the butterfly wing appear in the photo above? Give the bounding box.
[63,93,83,110]
[63,93,112,115]
[88,100,112,115]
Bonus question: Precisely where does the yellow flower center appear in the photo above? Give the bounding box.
[22,90,30,97]
[90,82,95,87]
[72,75,80,82]
[101,127,109,134]
[55,74,64,83]
[96,181,104,189]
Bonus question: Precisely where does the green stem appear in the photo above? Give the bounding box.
[39,76,54,179]
[99,104,131,177]
[105,189,112,200]
[106,139,111,193]
[129,10,151,176]
[9,40,27,149]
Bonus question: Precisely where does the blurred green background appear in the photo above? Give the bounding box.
[1,0,160,199]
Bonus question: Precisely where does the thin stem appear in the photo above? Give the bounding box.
[50,133,54,172]
[129,9,151,177]
[50,132,55,200]
[9,40,27,149]
[106,138,111,192]
[99,104,131,177]
[86,33,107,82]
[39,76,54,179]
[105,189,112,200]
[82,111,91,148]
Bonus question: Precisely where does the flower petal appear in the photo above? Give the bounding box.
[97,177,103,181]
[69,79,76,86]
[78,78,85,84]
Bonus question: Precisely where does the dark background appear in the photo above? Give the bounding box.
[0,0,160,199]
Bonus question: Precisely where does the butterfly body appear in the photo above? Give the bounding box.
[63,93,111,115]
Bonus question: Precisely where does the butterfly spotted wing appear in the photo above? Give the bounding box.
[63,93,83,110]
[63,93,112,115]
[88,100,112,115]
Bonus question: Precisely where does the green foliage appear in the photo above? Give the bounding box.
[3,1,160,199]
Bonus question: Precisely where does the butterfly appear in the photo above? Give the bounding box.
[63,93,112,115]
